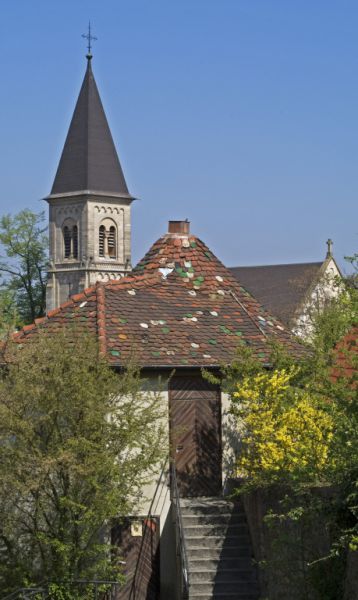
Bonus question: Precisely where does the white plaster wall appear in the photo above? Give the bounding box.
[123,380,177,600]
[221,391,241,491]
[293,258,342,338]
[133,384,170,529]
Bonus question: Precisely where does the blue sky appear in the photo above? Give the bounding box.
[0,1,357,271]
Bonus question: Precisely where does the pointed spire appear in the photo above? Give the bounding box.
[50,57,131,198]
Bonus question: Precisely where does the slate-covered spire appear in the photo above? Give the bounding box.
[50,56,130,197]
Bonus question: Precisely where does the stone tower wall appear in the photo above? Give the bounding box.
[46,193,132,312]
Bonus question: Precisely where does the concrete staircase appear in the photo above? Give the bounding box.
[181,497,260,600]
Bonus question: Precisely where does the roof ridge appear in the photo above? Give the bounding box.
[228,288,267,339]
[230,261,324,269]
[85,57,90,194]
[96,284,106,355]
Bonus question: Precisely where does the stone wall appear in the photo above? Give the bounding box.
[240,486,357,600]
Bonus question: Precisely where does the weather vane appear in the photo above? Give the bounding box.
[82,21,97,59]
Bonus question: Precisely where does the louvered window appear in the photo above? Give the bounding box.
[99,222,117,259]
[99,225,105,257]
[63,226,71,258]
[108,226,116,258]
[73,225,78,259]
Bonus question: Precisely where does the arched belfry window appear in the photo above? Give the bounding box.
[99,220,117,259]
[63,226,71,258]
[73,225,78,259]
[62,221,78,260]
[99,225,105,257]
[108,226,116,258]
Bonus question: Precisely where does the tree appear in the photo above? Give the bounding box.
[0,209,48,326]
[224,279,357,495]
[232,366,335,487]
[217,277,357,597]
[0,287,19,337]
[0,330,166,594]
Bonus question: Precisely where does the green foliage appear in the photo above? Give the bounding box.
[344,252,358,279]
[46,582,115,600]
[0,330,166,594]
[220,270,357,597]
[261,490,346,600]
[0,209,48,326]
[232,367,335,486]
[0,287,19,337]
[309,283,357,361]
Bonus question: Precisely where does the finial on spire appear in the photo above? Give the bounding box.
[82,21,97,60]
[326,238,333,258]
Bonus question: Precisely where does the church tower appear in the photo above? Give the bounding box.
[46,51,133,312]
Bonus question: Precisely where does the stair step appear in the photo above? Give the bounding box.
[188,557,254,570]
[181,496,237,504]
[185,524,249,537]
[183,506,245,517]
[189,592,259,600]
[183,514,246,527]
[179,496,259,599]
[182,501,244,510]
[181,499,244,516]
[189,581,259,595]
[186,535,250,548]
[189,595,259,600]
[182,498,241,505]
[190,568,257,583]
[187,546,252,559]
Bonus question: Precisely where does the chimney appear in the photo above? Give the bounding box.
[168,220,190,235]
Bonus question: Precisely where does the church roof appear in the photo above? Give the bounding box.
[50,57,130,198]
[11,222,304,368]
[230,262,325,327]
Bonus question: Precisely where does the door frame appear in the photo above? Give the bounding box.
[168,372,222,497]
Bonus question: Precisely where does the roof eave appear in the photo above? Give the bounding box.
[44,189,135,203]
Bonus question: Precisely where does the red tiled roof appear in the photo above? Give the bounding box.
[10,230,305,367]
[331,326,358,383]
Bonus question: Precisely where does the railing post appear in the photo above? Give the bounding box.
[171,462,190,598]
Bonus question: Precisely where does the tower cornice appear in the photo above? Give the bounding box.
[45,190,134,203]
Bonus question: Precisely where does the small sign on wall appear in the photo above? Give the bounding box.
[131,521,143,537]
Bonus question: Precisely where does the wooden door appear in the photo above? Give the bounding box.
[169,375,222,497]
[112,517,160,600]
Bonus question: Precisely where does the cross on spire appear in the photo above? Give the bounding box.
[326,238,333,258]
[82,21,97,59]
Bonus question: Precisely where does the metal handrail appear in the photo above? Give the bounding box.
[1,590,47,600]
[171,462,190,598]
[1,580,120,600]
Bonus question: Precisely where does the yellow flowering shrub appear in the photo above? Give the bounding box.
[233,368,334,484]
